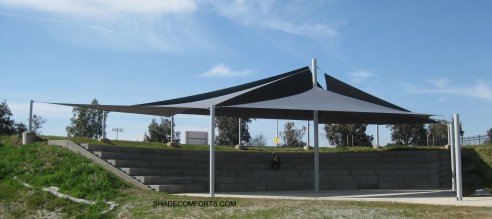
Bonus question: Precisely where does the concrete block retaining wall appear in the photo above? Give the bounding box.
[57,143,452,193]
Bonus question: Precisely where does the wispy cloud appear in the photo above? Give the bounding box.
[0,0,218,52]
[349,70,374,84]
[201,63,254,78]
[207,0,340,38]
[404,78,492,101]
[0,0,197,16]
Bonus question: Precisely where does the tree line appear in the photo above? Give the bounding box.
[3,98,491,147]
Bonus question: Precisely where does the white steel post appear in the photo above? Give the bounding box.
[376,125,380,147]
[238,118,242,145]
[210,105,216,197]
[102,111,106,139]
[276,119,279,146]
[449,121,456,191]
[171,116,174,143]
[307,120,310,146]
[312,58,320,192]
[453,114,462,201]
[28,100,33,132]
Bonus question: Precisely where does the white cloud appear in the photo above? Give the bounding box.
[201,63,254,78]
[349,70,374,84]
[404,78,492,101]
[0,0,197,16]
[208,0,339,38]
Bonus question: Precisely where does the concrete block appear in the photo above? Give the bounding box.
[376,170,402,175]
[352,152,380,158]
[267,184,289,191]
[354,176,378,189]
[406,182,430,188]
[284,176,306,184]
[253,170,276,177]
[218,184,245,192]
[301,170,314,176]
[345,163,373,170]
[216,177,236,184]
[399,163,426,169]
[245,184,267,191]
[350,170,376,176]
[379,182,407,189]
[183,184,206,193]
[329,176,353,183]
[237,177,260,184]
[427,169,440,175]
[334,182,356,189]
[160,169,184,176]
[172,177,194,184]
[289,183,312,190]
[149,162,172,169]
[260,177,283,184]
[320,183,335,190]
[193,177,209,184]
[171,163,197,169]
[228,170,253,177]
[373,163,396,169]
[372,157,398,164]
[379,175,403,182]
[320,158,343,164]
[137,176,172,185]
[323,164,346,170]
[275,170,301,177]
[323,170,350,176]
[183,169,208,177]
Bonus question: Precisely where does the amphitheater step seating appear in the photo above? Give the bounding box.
[81,144,451,194]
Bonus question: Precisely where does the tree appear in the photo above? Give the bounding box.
[487,128,492,144]
[324,124,374,147]
[215,117,252,145]
[280,122,306,147]
[0,100,16,135]
[66,99,107,139]
[250,134,267,146]
[31,114,47,135]
[427,120,448,146]
[14,122,27,137]
[387,124,427,146]
[143,117,180,143]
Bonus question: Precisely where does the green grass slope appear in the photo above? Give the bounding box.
[0,135,128,218]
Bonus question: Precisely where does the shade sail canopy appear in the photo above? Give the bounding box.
[52,66,435,124]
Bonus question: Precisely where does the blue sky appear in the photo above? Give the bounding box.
[1,0,491,146]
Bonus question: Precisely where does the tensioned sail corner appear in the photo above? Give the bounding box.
[49,66,435,124]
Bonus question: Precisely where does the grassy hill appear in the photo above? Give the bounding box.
[1,135,491,218]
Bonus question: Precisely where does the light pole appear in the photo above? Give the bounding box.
[112,128,123,140]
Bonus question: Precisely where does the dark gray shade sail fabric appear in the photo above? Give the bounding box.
[50,66,435,124]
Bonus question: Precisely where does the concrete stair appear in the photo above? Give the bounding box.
[79,143,451,193]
